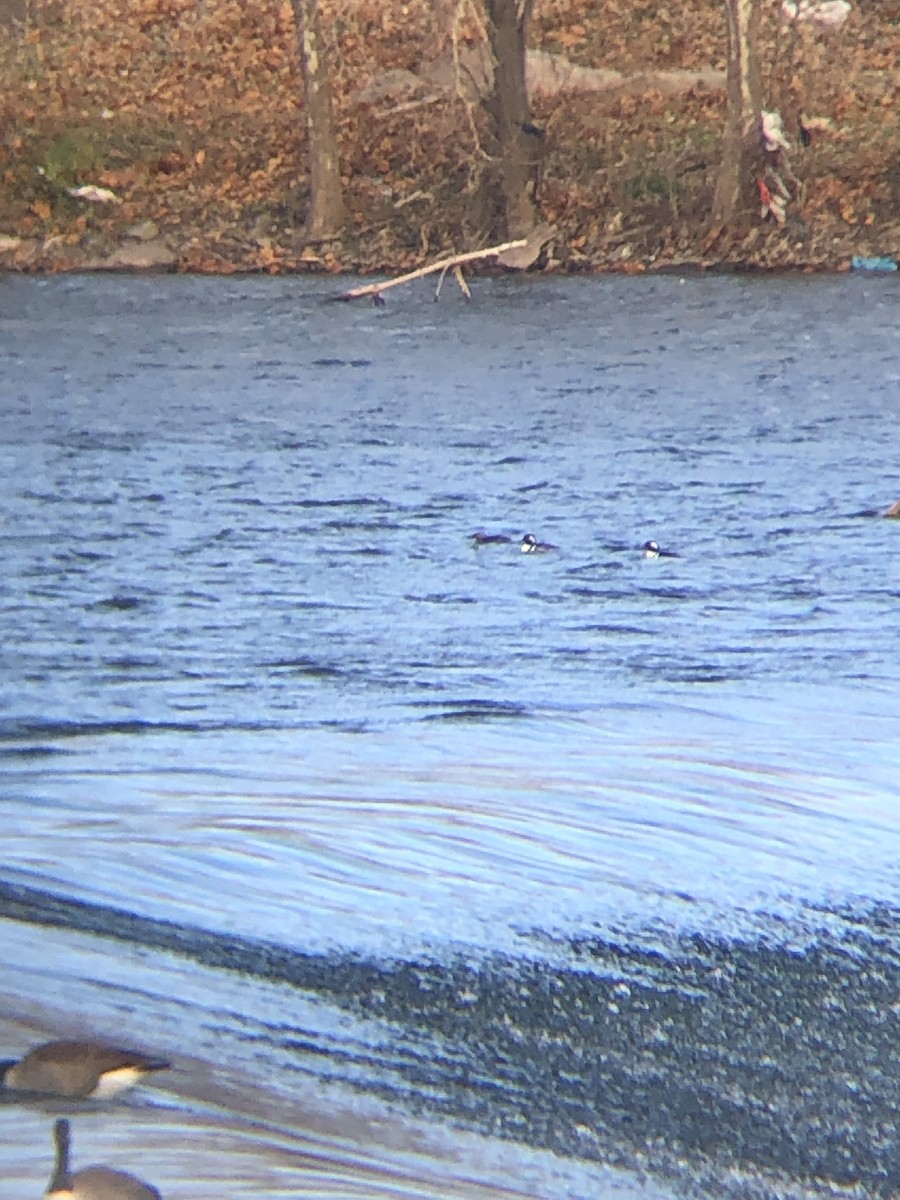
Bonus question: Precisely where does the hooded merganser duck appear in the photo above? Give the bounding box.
[643,540,679,559]
[521,533,557,553]
[470,530,512,545]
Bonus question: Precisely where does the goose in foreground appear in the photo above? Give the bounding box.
[46,1118,162,1200]
[520,533,557,553]
[0,1040,170,1099]
[643,540,679,559]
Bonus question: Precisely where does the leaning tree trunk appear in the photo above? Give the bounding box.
[481,0,538,241]
[712,0,764,226]
[292,0,346,239]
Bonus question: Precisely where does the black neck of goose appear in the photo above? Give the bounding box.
[48,1118,73,1192]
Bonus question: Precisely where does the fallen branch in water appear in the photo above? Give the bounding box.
[333,226,555,303]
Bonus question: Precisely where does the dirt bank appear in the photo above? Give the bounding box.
[0,0,897,275]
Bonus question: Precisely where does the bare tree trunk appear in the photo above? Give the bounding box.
[712,0,764,226]
[292,0,346,240]
[481,0,539,241]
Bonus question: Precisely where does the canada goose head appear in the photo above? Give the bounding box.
[0,1040,169,1099]
[46,1119,162,1200]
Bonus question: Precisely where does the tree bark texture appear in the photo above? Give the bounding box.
[481,0,539,241]
[712,0,764,227]
[292,0,346,239]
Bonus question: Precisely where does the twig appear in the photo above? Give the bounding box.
[435,262,451,300]
[393,189,434,209]
[374,94,444,119]
[453,264,472,300]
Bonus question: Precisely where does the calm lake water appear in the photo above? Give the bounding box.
[1,271,899,1199]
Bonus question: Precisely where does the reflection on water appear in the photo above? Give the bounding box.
[1,273,899,1198]
[2,701,898,953]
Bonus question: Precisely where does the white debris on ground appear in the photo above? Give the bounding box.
[780,0,851,29]
[66,184,123,204]
[760,110,791,153]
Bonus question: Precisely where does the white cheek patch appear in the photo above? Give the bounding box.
[90,1065,145,1099]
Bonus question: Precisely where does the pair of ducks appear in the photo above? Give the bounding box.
[471,531,679,558]
[1,1039,168,1198]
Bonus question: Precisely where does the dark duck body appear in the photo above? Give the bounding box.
[471,530,511,545]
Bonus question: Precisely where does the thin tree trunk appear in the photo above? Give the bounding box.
[481,0,538,241]
[712,0,764,226]
[292,0,346,239]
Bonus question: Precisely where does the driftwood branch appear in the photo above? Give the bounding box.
[333,225,556,303]
[333,239,523,302]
